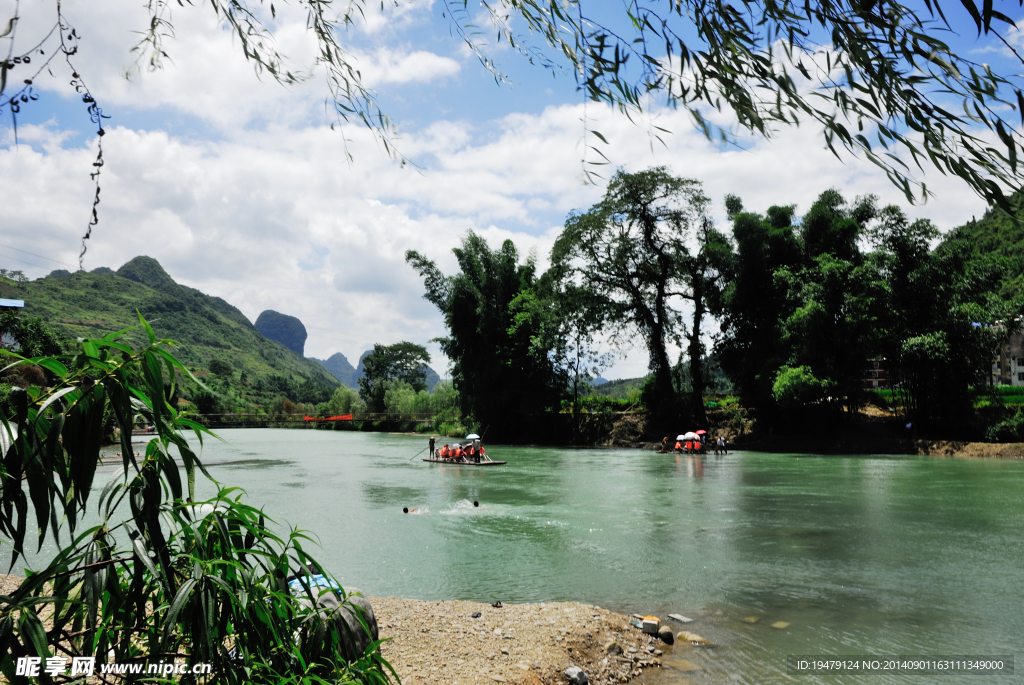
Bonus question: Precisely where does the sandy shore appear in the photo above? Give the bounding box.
[371,596,673,685]
[1,575,675,684]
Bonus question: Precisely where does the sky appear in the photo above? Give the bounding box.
[0,0,1020,380]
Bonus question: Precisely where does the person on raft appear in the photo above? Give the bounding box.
[429,436,436,458]
[674,439,683,453]
[438,444,450,460]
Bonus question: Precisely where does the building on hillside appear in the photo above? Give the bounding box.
[992,332,1024,386]
[863,358,889,389]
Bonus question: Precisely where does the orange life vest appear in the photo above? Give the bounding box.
[439,446,449,457]
[467,445,476,455]
[675,441,682,450]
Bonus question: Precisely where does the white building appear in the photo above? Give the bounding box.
[992,332,1024,387]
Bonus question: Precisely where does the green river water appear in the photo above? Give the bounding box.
[8,428,1024,683]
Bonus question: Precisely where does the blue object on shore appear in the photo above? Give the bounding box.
[289,574,342,597]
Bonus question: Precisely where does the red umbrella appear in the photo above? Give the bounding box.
[695,429,707,435]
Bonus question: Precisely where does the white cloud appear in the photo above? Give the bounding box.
[7,0,459,131]
[355,47,460,86]
[356,0,436,35]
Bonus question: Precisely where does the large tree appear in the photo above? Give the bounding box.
[551,167,716,431]
[357,341,431,412]
[717,204,803,425]
[406,232,566,441]
[872,209,1005,426]
[679,215,734,427]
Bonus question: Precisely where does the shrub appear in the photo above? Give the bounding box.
[208,357,233,377]
[327,385,365,415]
[773,365,833,409]
[0,315,393,684]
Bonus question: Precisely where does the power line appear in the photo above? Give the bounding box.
[0,251,55,271]
[0,242,76,267]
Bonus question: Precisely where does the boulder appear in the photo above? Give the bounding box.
[564,666,589,685]
[658,626,675,644]
[297,591,378,661]
[603,640,623,655]
[677,631,713,647]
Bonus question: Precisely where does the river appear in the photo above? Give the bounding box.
[8,428,1024,683]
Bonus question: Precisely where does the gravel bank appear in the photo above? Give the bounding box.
[371,596,669,685]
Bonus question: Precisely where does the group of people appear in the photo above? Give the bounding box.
[660,433,729,455]
[428,436,488,463]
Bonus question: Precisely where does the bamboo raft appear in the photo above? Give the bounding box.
[423,458,507,466]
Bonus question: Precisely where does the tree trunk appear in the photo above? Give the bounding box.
[689,284,708,428]
[648,320,679,434]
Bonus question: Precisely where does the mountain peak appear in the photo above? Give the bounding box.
[255,310,307,355]
[116,256,177,291]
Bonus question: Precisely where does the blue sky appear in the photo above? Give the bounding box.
[2,0,1021,379]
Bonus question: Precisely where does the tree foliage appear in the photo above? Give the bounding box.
[406,232,567,441]
[357,342,431,413]
[551,168,723,431]
[0,310,66,359]
[719,188,1005,431]
[0,314,392,683]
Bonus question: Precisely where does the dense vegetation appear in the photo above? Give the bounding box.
[409,170,1024,443]
[953,192,1024,300]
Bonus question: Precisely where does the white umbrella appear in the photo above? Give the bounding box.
[683,432,699,440]
[466,433,481,440]
[676,435,686,441]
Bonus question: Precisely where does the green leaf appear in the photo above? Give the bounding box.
[163,578,197,642]
[133,538,162,581]
[138,310,157,344]
[19,610,49,658]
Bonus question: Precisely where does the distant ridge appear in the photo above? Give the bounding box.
[113,256,255,330]
[309,352,358,387]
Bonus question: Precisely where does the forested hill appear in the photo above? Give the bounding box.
[951,190,1024,299]
[1,256,338,391]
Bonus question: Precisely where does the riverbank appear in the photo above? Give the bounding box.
[728,434,1024,458]
[0,574,672,684]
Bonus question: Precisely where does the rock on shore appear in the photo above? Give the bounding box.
[371,597,665,685]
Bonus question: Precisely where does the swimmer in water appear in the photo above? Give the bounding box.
[403,507,418,514]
